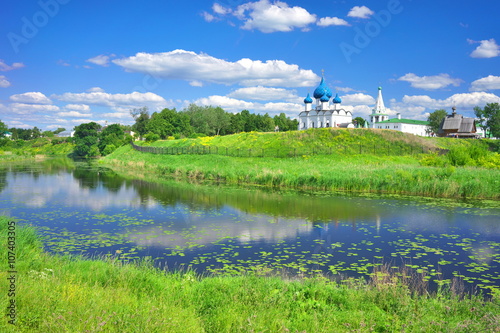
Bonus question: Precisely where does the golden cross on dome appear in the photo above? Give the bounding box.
[321,69,325,77]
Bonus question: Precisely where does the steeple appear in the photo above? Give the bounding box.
[370,87,389,127]
[373,87,385,114]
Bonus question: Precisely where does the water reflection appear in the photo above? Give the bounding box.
[1,158,499,293]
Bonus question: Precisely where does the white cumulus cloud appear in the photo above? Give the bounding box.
[469,38,500,58]
[398,73,463,90]
[228,86,298,101]
[10,92,53,104]
[87,87,105,93]
[393,92,500,117]
[64,104,91,111]
[0,75,10,88]
[347,6,374,19]
[317,17,349,27]
[57,111,92,118]
[0,60,24,72]
[202,12,216,22]
[86,54,114,66]
[341,93,375,106]
[234,0,317,33]
[195,95,255,112]
[10,103,60,115]
[54,91,167,111]
[213,3,231,15]
[113,49,319,87]
[470,75,500,92]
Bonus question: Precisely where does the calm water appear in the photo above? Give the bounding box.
[1,158,499,293]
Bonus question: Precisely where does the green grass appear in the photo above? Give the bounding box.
[1,217,499,332]
[140,128,498,153]
[103,142,500,199]
[0,138,74,159]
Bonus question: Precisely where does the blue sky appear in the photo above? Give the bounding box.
[1,0,500,130]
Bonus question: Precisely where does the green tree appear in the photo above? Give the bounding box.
[130,107,150,138]
[16,128,34,140]
[427,109,448,135]
[8,128,18,140]
[273,113,289,131]
[73,122,101,157]
[353,117,366,128]
[32,126,41,139]
[183,104,211,135]
[42,130,55,138]
[474,103,500,138]
[229,113,245,134]
[0,120,8,137]
[147,108,193,139]
[241,110,258,132]
[183,105,231,136]
[53,127,66,135]
[258,114,275,132]
[99,124,126,155]
[212,106,231,135]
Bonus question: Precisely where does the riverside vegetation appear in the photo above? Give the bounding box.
[1,217,499,332]
[0,137,74,161]
[103,128,500,200]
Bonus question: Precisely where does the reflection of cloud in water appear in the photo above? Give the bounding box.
[126,210,312,248]
[7,173,158,211]
[396,206,500,236]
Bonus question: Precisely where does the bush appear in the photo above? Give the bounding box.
[102,144,117,156]
[419,153,446,167]
[446,146,474,166]
[145,133,160,142]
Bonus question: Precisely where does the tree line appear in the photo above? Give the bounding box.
[0,122,66,140]
[131,105,299,140]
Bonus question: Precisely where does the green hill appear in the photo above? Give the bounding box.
[137,128,495,156]
[102,129,500,199]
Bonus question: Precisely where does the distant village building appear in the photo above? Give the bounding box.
[438,107,479,138]
[370,87,431,137]
[2,131,12,139]
[373,114,430,137]
[57,131,74,138]
[298,76,353,130]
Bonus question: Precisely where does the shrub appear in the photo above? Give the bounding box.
[102,144,117,156]
[446,146,473,166]
[419,153,446,167]
[145,133,160,142]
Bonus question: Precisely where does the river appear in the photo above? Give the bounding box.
[1,158,499,294]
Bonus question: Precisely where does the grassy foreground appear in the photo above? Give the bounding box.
[102,129,500,199]
[2,217,500,332]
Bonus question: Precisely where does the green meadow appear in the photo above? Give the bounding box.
[103,128,500,200]
[2,217,499,332]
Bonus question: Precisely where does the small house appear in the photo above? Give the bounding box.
[438,107,479,138]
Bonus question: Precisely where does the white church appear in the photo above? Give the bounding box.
[298,77,430,137]
[370,87,430,137]
[298,77,354,130]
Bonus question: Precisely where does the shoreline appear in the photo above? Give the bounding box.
[2,217,499,332]
[101,144,500,201]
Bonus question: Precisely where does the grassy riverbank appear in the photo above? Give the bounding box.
[0,138,74,161]
[102,129,500,199]
[2,217,499,332]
